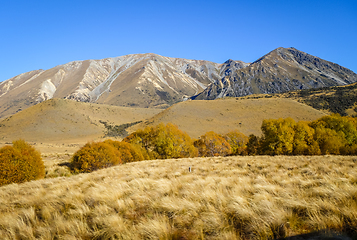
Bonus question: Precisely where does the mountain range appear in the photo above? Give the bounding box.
[0,47,356,119]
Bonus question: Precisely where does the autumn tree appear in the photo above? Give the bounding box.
[124,123,197,159]
[194,131,231,157]
[246,134,260,155]
[260,118,296,155]
[224,130,248,155]
[293,121,320,155]
[104,140,147,163]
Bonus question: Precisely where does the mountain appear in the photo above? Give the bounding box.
[192,47,357,100]
[0,54,228,118]
[1,48,356,119]
[128,98,326,138]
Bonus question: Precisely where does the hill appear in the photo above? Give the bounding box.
[193,47,357,100]
[0,155,356,239]
[0,98,161,144]
[128,98,326,138]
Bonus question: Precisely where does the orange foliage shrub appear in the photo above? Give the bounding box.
[0,139,45,186]
[104,140,146,163]
[71,142,122,173]
[194,131,231,157]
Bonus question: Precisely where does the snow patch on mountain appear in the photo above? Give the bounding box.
[38,79,56,102]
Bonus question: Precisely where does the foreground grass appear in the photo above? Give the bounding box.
[0,156,356,239]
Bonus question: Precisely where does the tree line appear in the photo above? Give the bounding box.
[71,114,357,173]
[2,114,356,184]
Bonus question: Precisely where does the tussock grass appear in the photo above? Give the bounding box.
[0,155,356,239]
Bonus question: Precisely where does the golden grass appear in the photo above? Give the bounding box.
[129,98,326,138]
[0,155,356,239]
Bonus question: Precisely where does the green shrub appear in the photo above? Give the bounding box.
[0,139,45,186]
[104,140,147,163]
[71,142,122,173]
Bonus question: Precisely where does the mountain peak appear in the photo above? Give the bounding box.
[193,48,357,101]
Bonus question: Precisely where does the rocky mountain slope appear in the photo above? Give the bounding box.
[192,47,357,100]
[0,54,232,118]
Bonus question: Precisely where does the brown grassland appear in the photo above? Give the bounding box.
[129,98,326,138]
[0,155,356,239]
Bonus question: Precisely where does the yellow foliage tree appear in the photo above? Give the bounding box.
[124,123,197,159]
[293,121,321,155]
[104,140,147,163]
[224,130,248,155]
[194,131,231,157]
[260,118,296,155]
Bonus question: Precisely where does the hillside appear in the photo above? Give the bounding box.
[0,98,161,144]
[233,82,357,117]
[280,82,357,116]
[0,155,356,239]
[128,98,326,138]
[193,47,357,100]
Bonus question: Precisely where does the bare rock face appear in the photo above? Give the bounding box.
[0,54,225,118]
[192,47,357,100]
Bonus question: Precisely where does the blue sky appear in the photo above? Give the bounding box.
[1,0,356,81]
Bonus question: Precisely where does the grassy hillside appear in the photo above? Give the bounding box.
[129,98,326,138]
[0,98,161,147]
[238,82,357,117]
[282,82,357,116]
[0,155,356,239]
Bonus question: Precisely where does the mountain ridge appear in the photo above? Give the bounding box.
[192,47,357,100]
[1,47,356,119]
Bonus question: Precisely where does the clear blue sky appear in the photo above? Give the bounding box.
[1,0,356,81]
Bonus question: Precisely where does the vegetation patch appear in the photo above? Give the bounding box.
[100,120,142,137]
[0,139,45,186]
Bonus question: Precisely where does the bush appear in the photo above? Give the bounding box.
[124,123,198,159]
[194,131,231,157]
[0,139,45,186]
[71,142,122,173]
[224,130,248,155]
[104,140,147,163]
[260,118,296,155]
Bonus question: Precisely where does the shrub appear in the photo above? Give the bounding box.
[124,123,198,159]
[194,131,231,157]
[246,134,260,155]
[224,130,248,155]
[260,118,296,155]
[293,121,320,155]
[104,140,146,163]
[0,139,45,186]
[71,142,122,173]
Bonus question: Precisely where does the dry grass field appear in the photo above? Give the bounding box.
[0,155,356,239]
[0,98,161,144]
[129,98,326,138]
